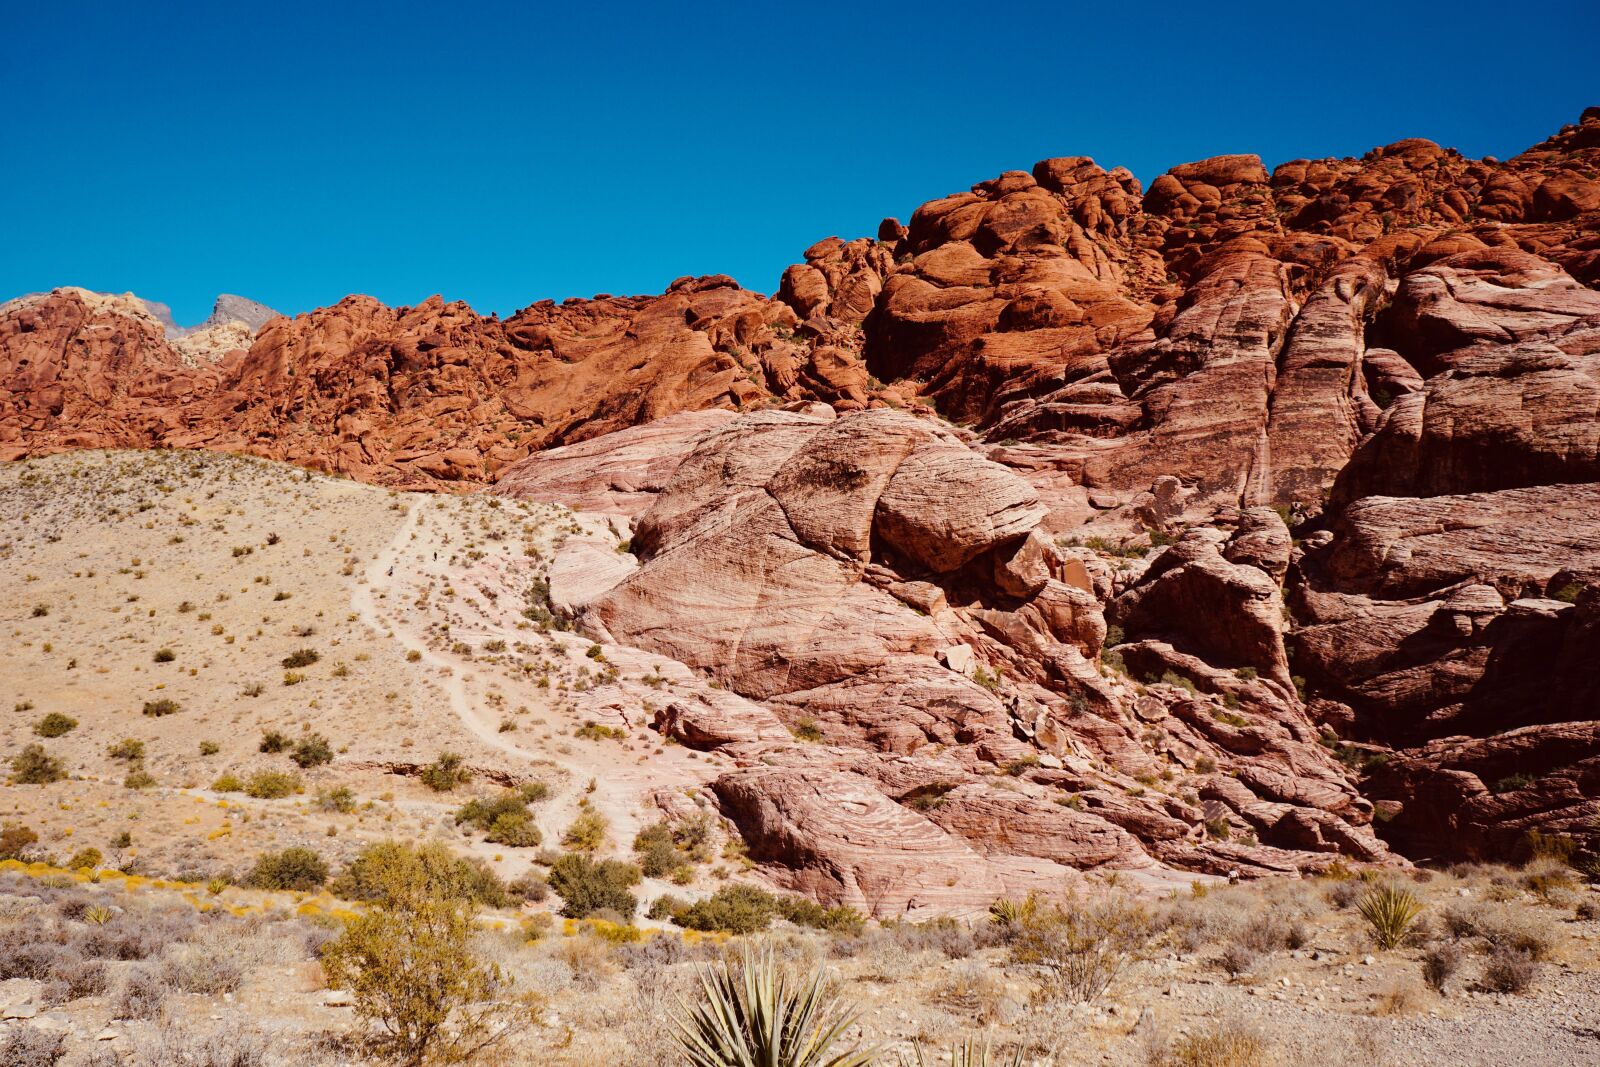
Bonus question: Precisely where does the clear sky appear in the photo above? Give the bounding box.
[6,1,1596,326]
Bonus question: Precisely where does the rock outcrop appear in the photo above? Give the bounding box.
[7,106,1600,878]
[505,406,1387,909]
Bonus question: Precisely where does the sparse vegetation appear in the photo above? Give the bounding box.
[420,751,471,792]
[248,846,330,891]
[33,712,78,737]
[10,743,65,784]
[243,769,303,799]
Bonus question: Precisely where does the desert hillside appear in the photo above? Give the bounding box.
[2,104,1599,1067]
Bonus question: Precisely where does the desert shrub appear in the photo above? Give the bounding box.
[66,847,104,871]
[42,956,111,1005]
[420,751,471,792]
[11,743,65,784]
[455,791,541,846]
[0,936,72,981]
[210,772,244,793]
[1477,907,1557,961]
[161,937,245,995]
[290,733,334,768]
[248,847,329,891]
[508,872,549,903]
[198,740,220,756]
[129,1024,271,1067]
[1008,898,1154,1003]
[1357,883,1422,949]
[108,738,146,761]
[75,909,194,962]
[322,844,540,1065]
[673,948,870,1067]
[562,808,609,852]
[0,821,41,860]
[33,712,77,738]
[333,841,512,910]
[1576,898,1600,921]
[124,767,157,790]
[634,821,684,877]
[1422,941,1463,993]
[1519,856,1578,900]
[280,648,320,669]
[547,853,640,919]
[243,770,302,799]
[117,962,173,1020]
[0,1027,68,1067]
[258,730,290,753]
[153,648,176,663]
[1218,942,1257,976]
[315,785,356,813]
[1481,945,1539,993]
[1150,1022,1271,1067]
[672,884,779,935]
[143,698,181,717]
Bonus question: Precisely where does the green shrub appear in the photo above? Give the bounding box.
[124,767,157,789]
[33,713,77,738]
[244,770,303,799]
[10,744,65,784]
[673,884,780,934]
[210,772,244,792]
[455,792,542,847]
[65,847,104,871]
[142,698,181,717]
[259,730,290,753]
[317,786,357,813]
[633,822,683,877]
[291,733,334,768]
[1007,898,1154,1003]
[562,808,608,852]
[249,847,329,891]
[547,853,640,919]
[321,842,534,1066]
[333,841,512,909]
[420,752,471,792]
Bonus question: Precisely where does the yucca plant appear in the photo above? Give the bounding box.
[674,948,877,1067]
[987,893,1038,927]
[1357,882,1422,949]
[912,1038,1023,1067]
[83,905,114,926]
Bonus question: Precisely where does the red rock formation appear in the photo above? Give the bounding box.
[7,106,1600,875]
[505,406,1386,903]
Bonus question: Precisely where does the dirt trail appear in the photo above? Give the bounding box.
[349,498,677,848]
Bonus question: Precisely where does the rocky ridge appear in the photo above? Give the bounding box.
[4,107,1600,891]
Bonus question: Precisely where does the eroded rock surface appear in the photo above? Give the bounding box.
[7,106,1600,883]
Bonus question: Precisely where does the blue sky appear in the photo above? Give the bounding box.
[5,1,1596,325]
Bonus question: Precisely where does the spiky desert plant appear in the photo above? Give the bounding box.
[674,948,876,1067]
[1358,882,1422,949]
[913,1038,1023,1067]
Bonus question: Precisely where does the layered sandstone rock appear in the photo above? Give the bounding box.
[503,406,1386,906]
[6,106,1600,879]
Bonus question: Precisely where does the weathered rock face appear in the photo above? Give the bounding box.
[7,107,1600,880]
[0,278,852,487]
[506,405,1386,911]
